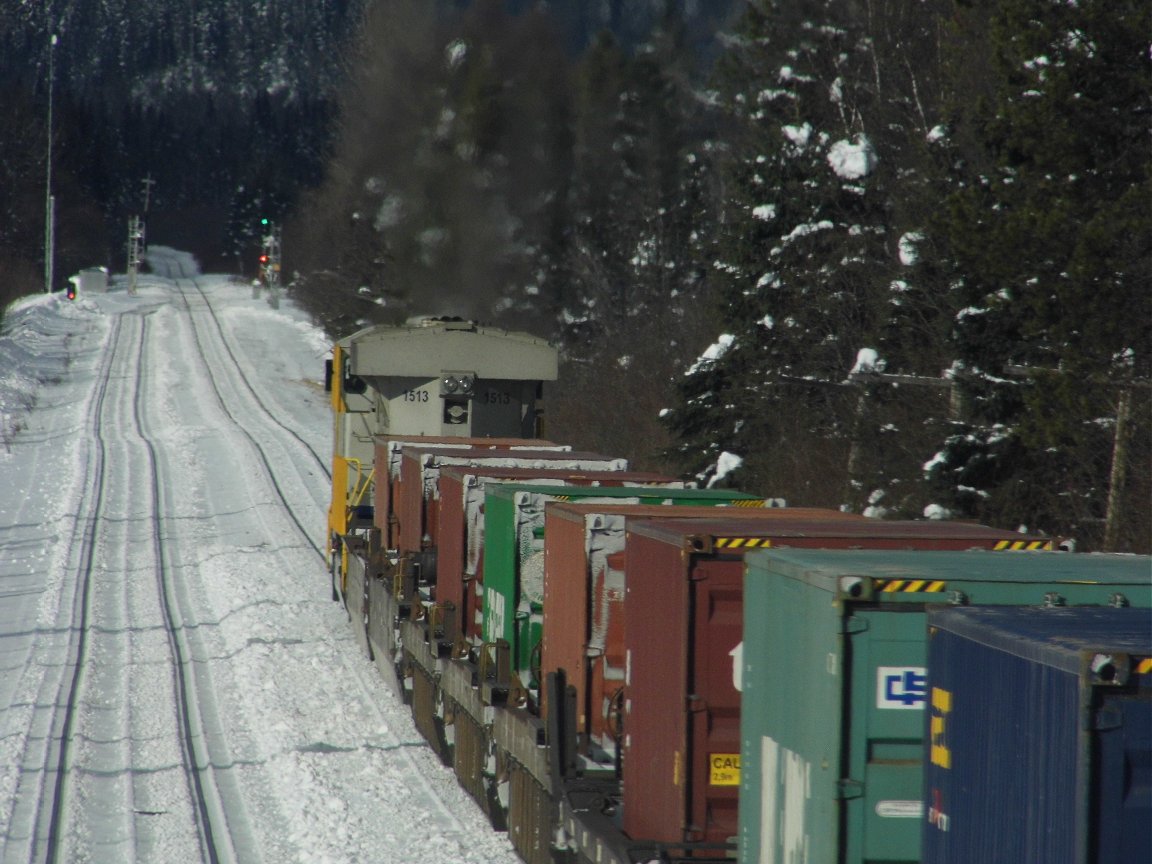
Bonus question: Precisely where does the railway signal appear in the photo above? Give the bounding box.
[258,219,283,308]
[258,221,281,286]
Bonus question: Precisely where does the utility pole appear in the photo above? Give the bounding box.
[141,175,156,213]
[44,32,57,294]
[1103,388,1133,552]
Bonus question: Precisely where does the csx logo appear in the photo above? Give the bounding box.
[930,687,952,769]
[876,667,927,709]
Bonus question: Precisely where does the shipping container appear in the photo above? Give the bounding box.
[922,605,1151,864]
[482,486,767,695]
[393,446,628,577]
[624,521,1058,851]
[371,435,565,548]
[739,549,1152,864]
[436,466,681,652]
[542,505,860,762]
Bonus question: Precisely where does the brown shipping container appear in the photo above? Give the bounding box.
[437,467,681,640]
[372,436,563,548]
[541,505,862,756]
[621,517,1053,848]
[396,447,629,561]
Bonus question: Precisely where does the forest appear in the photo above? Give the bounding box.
[0,0,1148,551]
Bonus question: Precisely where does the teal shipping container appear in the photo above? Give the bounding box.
[738,549,1152,864]
[481,483,765,687]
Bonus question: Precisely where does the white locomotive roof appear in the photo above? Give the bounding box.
[339,319,558,380]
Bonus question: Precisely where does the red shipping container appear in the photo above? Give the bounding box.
[621,517,1052,848]
[395,447,628,562]
[372,435,562,548]
[541,505,861,760]
[436,467,680,643]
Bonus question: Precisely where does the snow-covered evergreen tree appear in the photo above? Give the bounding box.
[923,0,1151,548]
[665,0,953,509]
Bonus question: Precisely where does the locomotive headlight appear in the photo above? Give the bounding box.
[440,372,476,397]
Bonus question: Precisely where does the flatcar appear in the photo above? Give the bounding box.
[322,320,1152,864]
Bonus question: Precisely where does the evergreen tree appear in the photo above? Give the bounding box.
[549,17,721,466]
[665,0,952,508]
[288,0,574,333]
[924,0,1151,549]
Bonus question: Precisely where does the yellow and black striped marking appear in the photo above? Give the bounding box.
[714,537,773,550]
[730,499,769,508]
[876,579,948,594]
[993,539,1053,551]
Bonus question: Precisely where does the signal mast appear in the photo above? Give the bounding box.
[258,217,283,308]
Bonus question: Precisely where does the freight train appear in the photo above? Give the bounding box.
[324,318,1152,864]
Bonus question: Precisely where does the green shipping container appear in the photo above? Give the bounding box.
[481,483,764,685]
[739,549,1152,864]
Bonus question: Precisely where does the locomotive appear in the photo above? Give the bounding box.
[325,319,1151,864]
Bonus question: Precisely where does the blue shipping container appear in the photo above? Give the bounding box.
[923,605,1152,864]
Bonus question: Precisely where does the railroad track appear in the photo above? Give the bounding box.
[2,264,517,863]
[172,279,330,561]
[131,311,262,864]
[20,315,126,863]
[169,277,472,842]
[13,311,253,863]
[180,279,330,483]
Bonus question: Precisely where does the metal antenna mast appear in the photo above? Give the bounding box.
[127,217,145,296]
[127,176,152,296]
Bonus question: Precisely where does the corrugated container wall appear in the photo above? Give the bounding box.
[922,605,1152,864]
[739,549,1152,864]
[394,446,627,568]
[542,505,861,760]
[372,435,561,548]
[482,486,764,686]
[437,467,679,642]
[624,520,1054,851]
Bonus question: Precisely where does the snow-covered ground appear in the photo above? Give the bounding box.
[0,248,521,864]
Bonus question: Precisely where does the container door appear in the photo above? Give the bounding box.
[1094,684,1152,864]
[687,562,742,845]
[843,608,927,864]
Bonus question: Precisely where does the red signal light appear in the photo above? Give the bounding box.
[259,255,269,263]
[66,286,76,300]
